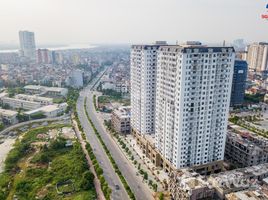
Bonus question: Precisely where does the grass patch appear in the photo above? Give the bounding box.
[53,97,66,104]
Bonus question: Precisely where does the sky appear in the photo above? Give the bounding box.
[0,0,267,46]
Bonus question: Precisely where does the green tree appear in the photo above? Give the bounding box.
[17,109,29,122]
[39,153,50,164]
[2,103,10,109]
[80,171,95,190]
[159,192,164,200]
[138,163,141,170]
[50,138,66,150]
[30,112,46,120]
[143,172,148,180]
[0,123,4,131]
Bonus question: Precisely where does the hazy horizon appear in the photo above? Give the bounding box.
[1,0,267,46]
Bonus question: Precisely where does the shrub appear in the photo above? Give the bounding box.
[159,192,164,200]
[80,171,95,190]
[96,166,103,176]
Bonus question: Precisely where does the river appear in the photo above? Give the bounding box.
[0,44,96,53]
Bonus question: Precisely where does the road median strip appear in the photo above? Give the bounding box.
[84,97,136,200]
[74,109,112,200]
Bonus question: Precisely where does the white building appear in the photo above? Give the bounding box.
[0,108,18,124]
[19,30,36,60]
[111,106,131,134]
[24,85,68,97]
[24,85,44,94]
[155,44,235,168]
[25,103,67,118]
[15,94,53,106]
[130,44,161,135]
[44,87,68,97]
[1,97,41,110]
[102,81,115,90]
[246,42,268,72]
[115,81,130,94]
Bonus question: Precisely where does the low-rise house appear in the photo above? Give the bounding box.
[208,164,268,199]
[44,87,68,97]
[115,81,130,94]
[169,169,215,200]
[25,103,67,118]
[101,81,115,90]
[1,97,41,110]
[0,108,18,124]
[225,186,268,200]
[225,131,268,168]
[24,85,45,94]
[24,85,68,97]
[101,81,130,94]
[15,94,53,106]
[169,164,268,200]
[111,106,131,134]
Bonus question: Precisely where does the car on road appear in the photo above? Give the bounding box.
[115,185,120,190]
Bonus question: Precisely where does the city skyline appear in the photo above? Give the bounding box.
[0,0,267,45]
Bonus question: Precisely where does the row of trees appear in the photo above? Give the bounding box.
[74,102,112,199]
[113,130,159,192]
[229,116,268,138]
[84,98,136,199]
[244,93,265,104]
[66,88,80,112]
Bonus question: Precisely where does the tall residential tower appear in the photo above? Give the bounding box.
[130,44,160,135]
[19,30,36,60]
[131,42,235,172]
[155,45,235,169]
[246,42,268,72]
[230,60,248,107]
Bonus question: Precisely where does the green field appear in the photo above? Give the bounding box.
[0,125,96,200]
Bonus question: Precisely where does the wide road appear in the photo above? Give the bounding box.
[77,69,129,200]
[81,68,154,200]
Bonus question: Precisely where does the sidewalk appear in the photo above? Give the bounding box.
[125,135,169,183]
[72,117,105,200]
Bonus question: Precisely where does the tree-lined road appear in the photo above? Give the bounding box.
[77,69,129,200]
[76,67,154,200]
[85,91,153,200]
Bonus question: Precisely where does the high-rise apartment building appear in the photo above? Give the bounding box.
[19,31,36,60]
[155,45,235,168]
[246,42,268,72]
[232,39,246,51]
[130,44,160,135]
[37,49,51,64]
[131,42,235,172]
[230,60,248,106]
